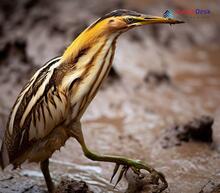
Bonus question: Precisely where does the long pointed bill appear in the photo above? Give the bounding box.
[138,15,184,25]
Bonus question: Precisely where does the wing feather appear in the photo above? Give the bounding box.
[28,89,68,141]
[1,56,70,166]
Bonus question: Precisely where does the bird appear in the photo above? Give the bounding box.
[0,9,183,193]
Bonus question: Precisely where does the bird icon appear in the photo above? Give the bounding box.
[163,10,174,19]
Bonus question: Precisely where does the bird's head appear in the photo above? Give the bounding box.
[89,9,184,34]
[62,9,184,62]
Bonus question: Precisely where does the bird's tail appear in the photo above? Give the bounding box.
[0,149,2,169]
[0,137,2,169]
[0,139,9,170]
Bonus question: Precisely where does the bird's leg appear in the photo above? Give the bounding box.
[68,122,168,192]
[40,159,55,193]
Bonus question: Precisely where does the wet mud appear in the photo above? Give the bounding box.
[0,0,220,193]
[144,71,171,85]
[161,116,214,148]
[55,178,93,193]
[199,181,220,193]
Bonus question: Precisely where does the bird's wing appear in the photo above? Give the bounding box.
[25,84,68,141]
[2,56,69,164]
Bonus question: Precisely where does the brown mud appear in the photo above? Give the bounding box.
[161,116,214,148]
[0,0,220,193]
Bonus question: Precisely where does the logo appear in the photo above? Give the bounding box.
[163,10,174,18]
[163,9,211,17]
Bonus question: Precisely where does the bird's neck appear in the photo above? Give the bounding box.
[59,29,120,93]
[60,24,120,64]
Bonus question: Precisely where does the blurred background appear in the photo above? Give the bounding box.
[0,0,220,192]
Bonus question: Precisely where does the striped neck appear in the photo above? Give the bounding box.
[60,19,120,64]
[67,33,119,118]
[60,32,119,93]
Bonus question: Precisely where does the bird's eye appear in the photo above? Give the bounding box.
[126,18,134,24]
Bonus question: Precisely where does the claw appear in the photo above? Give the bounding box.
[110,163,120,183]
[114,165,127,188]
[150,170,168,192]
[124,166,129,176]
[131,166,146,179]
[131,166,141,175]
[110,160,168,192]
[151,171,160,184]
[157,171,168,187]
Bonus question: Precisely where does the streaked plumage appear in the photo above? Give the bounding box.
[2,32,118,168]
[0,9,183,193]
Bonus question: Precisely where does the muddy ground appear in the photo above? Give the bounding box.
[0,0,220,192]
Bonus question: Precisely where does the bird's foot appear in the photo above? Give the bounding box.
[110,159,168,193]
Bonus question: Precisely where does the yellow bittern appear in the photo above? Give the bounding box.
[0,9,183,193]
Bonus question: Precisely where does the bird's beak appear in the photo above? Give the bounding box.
[135,15,184,26]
